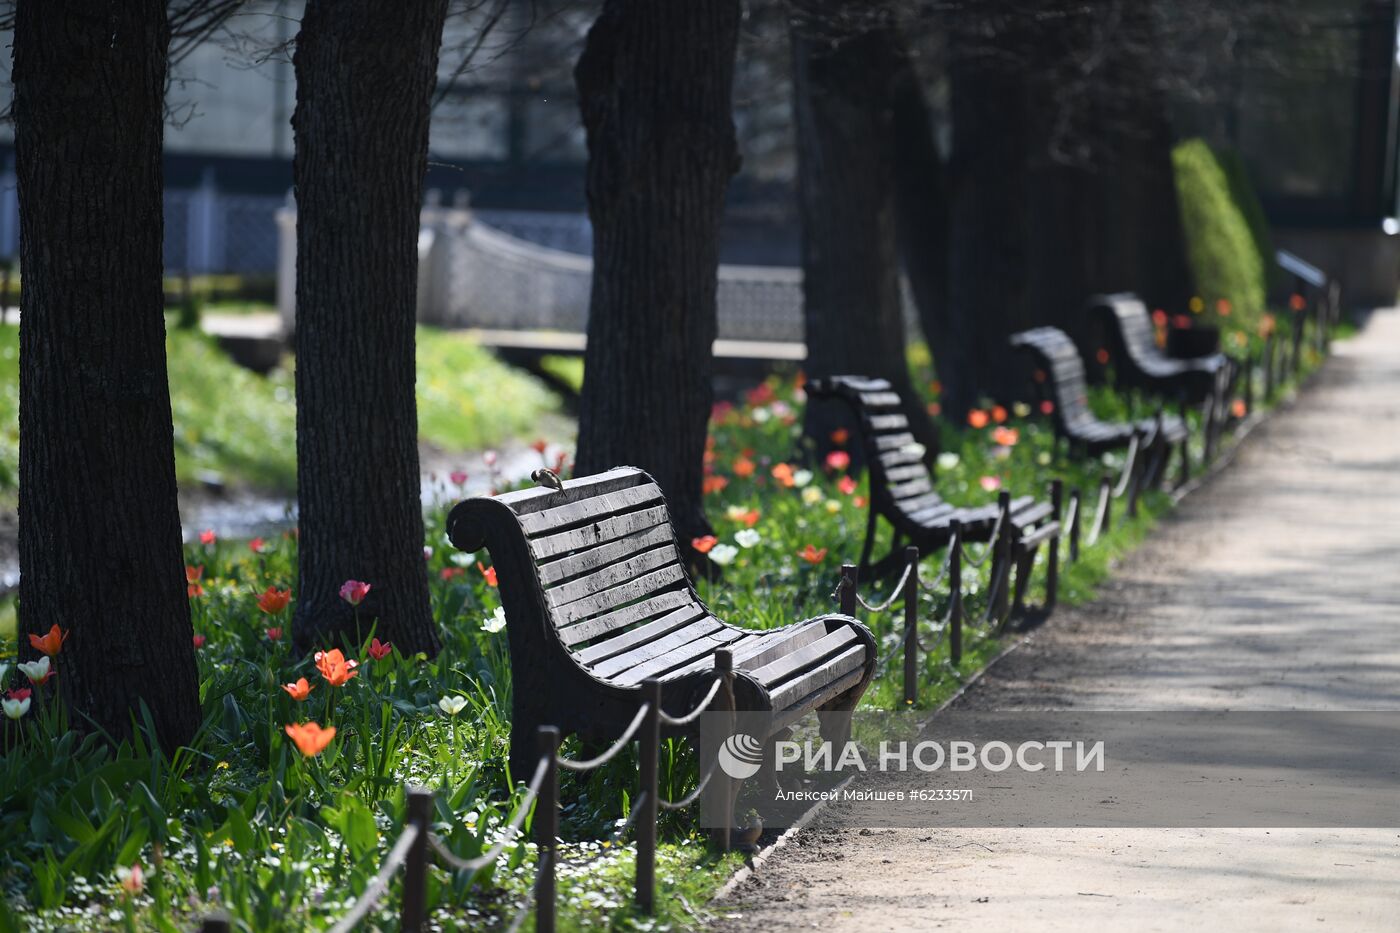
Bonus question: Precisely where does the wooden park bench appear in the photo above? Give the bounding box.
[1011,325,1189,489]
[1092,293,1233,405]
[446,467,877,778]
[804,375,1061,615]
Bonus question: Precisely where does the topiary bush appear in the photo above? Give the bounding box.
[1172,138,1268,326]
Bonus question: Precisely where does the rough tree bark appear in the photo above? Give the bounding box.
[290,0,449,654]
[888,34,956,416]
[943,3,1036,418]
[572,0,743,544]
[792,3,941,460]
[12,0,201,747]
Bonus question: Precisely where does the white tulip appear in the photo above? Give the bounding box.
[18,657,50,685]
[481,607,507,634]
[709,543,739,566]
[734,529,761,549]
[439,695,468,716]
[2,697,29,720]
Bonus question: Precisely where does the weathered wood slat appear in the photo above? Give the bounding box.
[731,621,829,672]
[768,645,866,711]
[873,431,918,452]
[553,564,688,626]
[866,413,909,432]
[571,605,709,664]
[1009,501,1054,529]
[530,504,670,561]
[748,628,861,689]
[496,467,645,516]
[884,463,927,483]
[613,627,749,685]
[536,522,674,585]
[519,483,664,536]
[589,618,728,679]
[546,545,678,609]
[888,476,935,501]
[555,590,695,647]
[772,667,867,733]
[858,391,902,408]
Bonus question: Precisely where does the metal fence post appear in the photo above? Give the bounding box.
[1046,480,1063,612]
[1068,488,1082,563]
[535,727,560,933]
[707,650,735,853]
[1099,476,1113,535]
[400,787,432,932]
[993,492,1012,621]
[636,679,662,913]
[1263,333,1275,400]
[902,547,919,706]
[949,520,962,667]
[838,563,857,617]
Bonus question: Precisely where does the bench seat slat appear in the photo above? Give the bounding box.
[613,627,749,685]
[571,605,710,664]
[768,645,866,711]
[772,667,867,733]
[589,618,728,679]
[747,628,861,689]
[730,620,830,672]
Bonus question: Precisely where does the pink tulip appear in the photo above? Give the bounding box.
[339,580,371,606]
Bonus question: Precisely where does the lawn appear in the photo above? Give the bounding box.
[0,312,1324,930]
[0,324,561,498]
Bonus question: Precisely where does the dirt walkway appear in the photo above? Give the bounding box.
[716,310,1400,931]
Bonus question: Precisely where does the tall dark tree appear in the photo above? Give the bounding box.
[791,2,941,458]
[290,0,449,654]
[572,0,743,544]
[12,0,201,746]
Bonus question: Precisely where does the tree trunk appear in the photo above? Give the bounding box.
[944,5,1036,418]
[13,0,200,748]
[572,0,743,545]
[791,4,941,461]
[290,0,448,655]
[889,35,956,418]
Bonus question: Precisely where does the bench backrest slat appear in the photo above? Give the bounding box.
[1009,326,1094,428]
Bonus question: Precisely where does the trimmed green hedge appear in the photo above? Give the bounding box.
[1173,138,1268,324]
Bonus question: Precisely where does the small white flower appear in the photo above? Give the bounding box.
[481,607,507,634]
[734,529,761,549]
[801,486,823,506]
[439,695,468,716]
[825,500,841,513]
[709,543,739,566]
[771,401,792,418]
[3,696,30,720]
[0,663,8,686]
[936,452,960,471]
[18,657,50,685]
[450,552,475,567]
[1036,451,1053,466]
[751,407,771,423]
[423,546,434,561]
[792,469,814,488]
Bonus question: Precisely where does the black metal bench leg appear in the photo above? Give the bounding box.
[1010,545,1037,619]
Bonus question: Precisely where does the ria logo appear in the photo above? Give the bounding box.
[718,732,765,779]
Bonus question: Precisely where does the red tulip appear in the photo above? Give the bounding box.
[367,638,392,661]
[838,476,858,496]
[692,535,718,554]
[825,450,851,472]
[199,529,217,546]
[477,563,498,587]
[257,587,292,615]
[249,537,267,554]
[266,627,283,642]
[192,634,206,649]
[799,544,828,564]
[829,428,849,446]
[449,470,468,486]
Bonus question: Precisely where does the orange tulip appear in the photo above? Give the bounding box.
[799,544,828,564]
[829,428,849,446]
[28,624,69,657]
[285,721,336,757]
[991,426,1019,447]
[257,587,292,615]
[732,456,756,478]
[927,401,942,416]
[314,649,359,687]
[991,405,1008,424]
[282,677,314,701]
[692,535,718,554]
[1231,398,1247,418]
[477,562,498,587]
[703,475,729,495]
[967,409,989,429]
[771,463,796,488]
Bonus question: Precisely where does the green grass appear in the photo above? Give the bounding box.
[0,324,560,496]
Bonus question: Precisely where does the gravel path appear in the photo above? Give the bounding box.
[716,310,1400,931]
